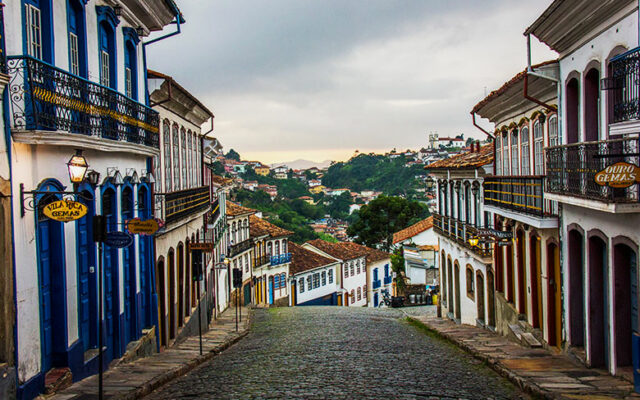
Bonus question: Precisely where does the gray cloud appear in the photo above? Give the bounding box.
[147,0,556,163]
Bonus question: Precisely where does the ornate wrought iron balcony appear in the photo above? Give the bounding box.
[604,47,640,124]
[229,238,252,258]
[433,213,492,258]
[546,136,640,203]
[7,56,159,147]
[163,186,210,225]
[484,176,557,218]
[271,253,292,266]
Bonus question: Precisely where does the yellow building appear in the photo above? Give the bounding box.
[255,166,270,176]
[309,185,325,194]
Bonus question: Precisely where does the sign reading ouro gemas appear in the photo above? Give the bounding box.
[595,162,640,188]
[43,200,88,222]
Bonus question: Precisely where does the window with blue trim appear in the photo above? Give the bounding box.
[274,274,280,289]
[280,273,286,287]
[24,0,53,62]
[96,6,118,90]
[328,269,333,284]
[123,28,139,100]
[321,271,326,286]
[307,276,312,291]
[373,268,378,281]
[67,0,87,77]
[384,264,389,277]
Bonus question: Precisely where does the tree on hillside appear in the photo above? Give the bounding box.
[211,161,225,175]
[325,191,352,220]
[225,149,241,161]
[347,195,429,251]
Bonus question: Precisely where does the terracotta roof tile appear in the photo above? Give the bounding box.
[210,174,233,186]
[249,215,293,238]
[306,239,369,261]
[425,144,494,170]
[225,201,256,217]
[289,242,337,275]
[392,217,434,244]
[341,242,390,263]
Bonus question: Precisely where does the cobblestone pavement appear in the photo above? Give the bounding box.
[146,307,526,399]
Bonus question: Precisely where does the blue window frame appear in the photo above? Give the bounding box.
[123,28,139,100]
[373,268,378,281]
[23,0,54,63]
[66,0,87,77]
[96,6,119,90]
[274,274,280,289]
[384,264,389,278]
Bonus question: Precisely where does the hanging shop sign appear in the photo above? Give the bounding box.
[189,242,213,252]
[125,218,160,235]
[595,162,640,188]
[43,200,88,222]
[105,231,134,248]
[476,228,513,240]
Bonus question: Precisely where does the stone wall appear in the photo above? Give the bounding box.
[174,295,210,345]
[119,327,157,365]
[494,292,520,337]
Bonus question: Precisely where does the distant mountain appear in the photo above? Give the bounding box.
[271,159,332,170]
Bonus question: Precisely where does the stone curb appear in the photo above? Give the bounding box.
[404,315,554,400]
[118,310,252,400]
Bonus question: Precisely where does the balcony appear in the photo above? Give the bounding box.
[484,176,558,228]
[605,47,640,125]
[7,56,159,149]
[271,253,292,266]
[163,186,210,225]
[433,213,492,258]
[546,136,640,211]
[229,238,252,258]
[253,254,270,268]
[384,276,392,285]
[372,279,382,290]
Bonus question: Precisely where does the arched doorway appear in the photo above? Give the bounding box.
[530,233,542,329]
[516,229,526,314]
[494,242,504,293]
[268,275,275,305]
[168,249,177,340]
[506,242,515,304]
[178,243,184,328]
[588,233,608,368]
[121,185,137,344]
[568,228,585,346]
[454,262,461,321]
[102,186,121,360]
[547,241,561,347]
[584,68,600,142]
[76,187,98,353]
[613,239,638,369]
[36,187,68,372]
[155,258,167,346]
[476,271,485,324]
[447,257,453,316]
[243,283,251,306]
[566,77,580,144]
[487,270,496,327]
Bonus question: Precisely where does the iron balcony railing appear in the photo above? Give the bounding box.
[372,279,382,290]
[253,254,270,268]
[384,275,392,285]
[229,238,252,258]
[546,136,640,203]
[163,186,210,225]
[433,213,492,258]
[271,253,292,266]
[605,47,640,123]
[7,55,159,147]
[484,176,557,217]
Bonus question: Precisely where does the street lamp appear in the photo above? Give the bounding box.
[468,237,479,247]
[67,150,89,184]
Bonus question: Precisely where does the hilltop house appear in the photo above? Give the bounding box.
[392,217,438,285]
[289,243,341,306]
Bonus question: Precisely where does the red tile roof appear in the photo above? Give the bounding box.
[225,201,256,217]
[249,215,292,238]
[289,242,337,275]
[305,239,367,261]
[425,144,494,170]
[340,242,390,263]
[392,216,434,244]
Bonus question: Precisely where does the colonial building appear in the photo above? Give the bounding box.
[355,244,391,308]
[304,240,368,306]
[427,144,496,328]
[472,62,562,348]
[148,70,214,348]
[225,201,255,308]
[3,0,180,397]
[392,216,438,285]
[289,242,340,306]
[251,215,293,307]
[527,0,640,378]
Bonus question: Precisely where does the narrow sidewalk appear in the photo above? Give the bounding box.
[47,307,250,400]
[410,315,640,400]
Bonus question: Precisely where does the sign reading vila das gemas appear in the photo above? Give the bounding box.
[43,200,88,222]
[595,162,640,188]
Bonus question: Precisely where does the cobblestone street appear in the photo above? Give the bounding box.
[146,307,526,399]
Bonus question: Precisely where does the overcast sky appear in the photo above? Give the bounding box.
[147,1,556,164]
